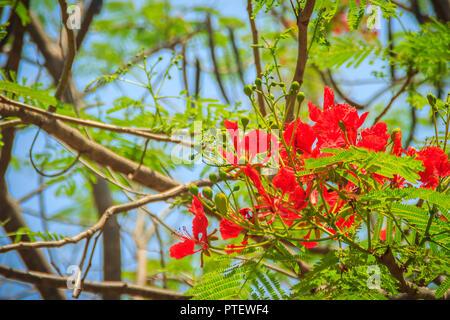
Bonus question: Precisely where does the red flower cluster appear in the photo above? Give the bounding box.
[170,86,449,265]
[407,146,450,189]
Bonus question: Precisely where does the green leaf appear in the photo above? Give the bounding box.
[0,80,58,106]
[435,276,450,299]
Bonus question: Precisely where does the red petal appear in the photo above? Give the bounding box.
[308,102,322,122]
[223,120,238,131]
[170,239,195,259]
[220,218,243,240]
[193,213,209,242]
[323,86,335,110]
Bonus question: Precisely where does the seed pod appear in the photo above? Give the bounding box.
[214,192,228,215]
[202,187,213,200]
[255,78,262,86]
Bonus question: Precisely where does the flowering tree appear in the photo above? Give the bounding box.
[0,0,448,300]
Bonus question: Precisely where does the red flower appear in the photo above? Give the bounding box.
[219,207,254,240]
[170,238,195,259]
[221,120,277,166]
[407,146,450,189]
[392,129,404,156]
[283,117,317,155]
[309,87,368,149]
[357,122,390,152]
[170,196,216,267]
[273,166,298,194]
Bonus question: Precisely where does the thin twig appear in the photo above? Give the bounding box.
[372,72,415,125]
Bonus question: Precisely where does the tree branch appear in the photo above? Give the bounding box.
[0,96,180,192]
[0,264,189,300]
[285,0,316,123]
[0,180,212,254]
[375,246,448,300]
[205,14,230,105]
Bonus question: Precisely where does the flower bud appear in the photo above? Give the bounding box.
[202,187,213,200]
[338,120,347,133]
[243,85,253,97]
[189,185,199,195]
[209,173,218,183]
[296,92,305,104]
[214,192,228,215]
[219,170,228,180]
[255,78,262,86]
[427,93,437,107]
[291,81,300,92]
[240,115,250,129]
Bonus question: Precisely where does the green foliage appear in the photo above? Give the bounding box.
[187,248,288,300]
[391,19,450,84]
[0,227,66,243]
[304,146,424,183]
[310,35,382,69]
[435,276,450,299]
[0,80,58,106]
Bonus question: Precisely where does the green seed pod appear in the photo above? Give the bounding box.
[214,192,228,215]
[255,78,262,86]
[189,185,199,195]
[202,187,213,200]
[244,85,253,97]
[291,81,300,91]
[209,173,218,183]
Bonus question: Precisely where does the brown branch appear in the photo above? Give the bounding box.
[285,0,316,123]
[76,0,103,49]
[375,246,448,300]
[0,95,193,147]
[0,128,65,300]
[0,180,212,254]
[205,14,230,105]
[322,68,366,110]
[372,72,415,125]
[91,177,121,300]
[246,0,266,116]
[0,96,180,192]
[55,0,77,102]
[227,27,246,86]
[4,0,30,80]
[0,264,189,300]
